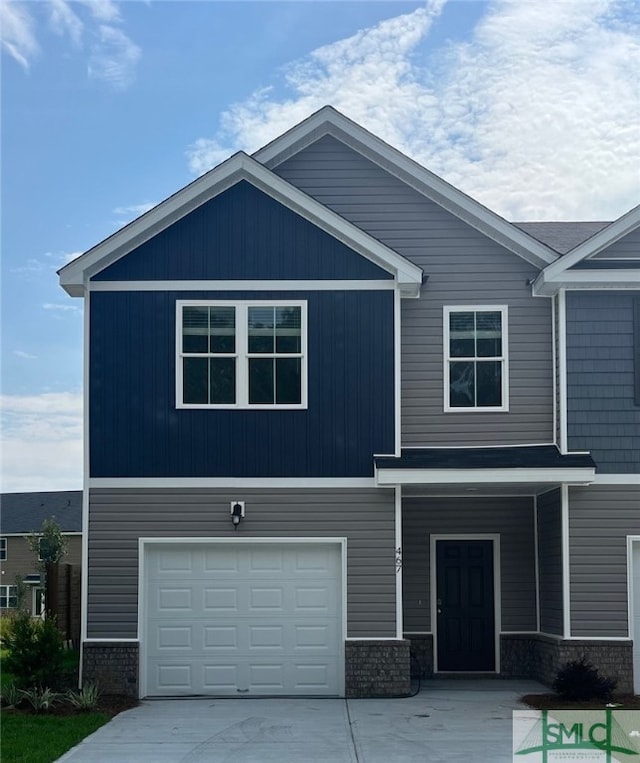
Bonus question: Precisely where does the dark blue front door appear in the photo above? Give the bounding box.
[436,539,495,671]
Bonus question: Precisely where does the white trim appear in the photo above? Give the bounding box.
[534,269,640,296]
[557,290,568,454]
[89,477,378,489]
[563,636,632,642]
[138,537,347,699]
[443,305,509,413]
[395,485,403,640]
[561,484,571,639]
[345,637,401,641]
[593,474,640,485]
[402,631,433,635]
[59,152,423,298]
[627,536,640,645]
[88,279,397,292]
[79,288,90,689]
[431,533,501,675]
[398,442,557,450]
[0,532,82,538]
[535,204,640,282]
[394,288,401,456]
[176,299,308,410]
[533,496,541,633]
[253,106,558,269]
[375,467,595,486]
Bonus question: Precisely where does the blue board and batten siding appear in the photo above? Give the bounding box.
[566,291,640,473]
[90,289,394,477]
[93,181,391,281]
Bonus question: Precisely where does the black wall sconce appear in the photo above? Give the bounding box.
[230,501,245,529]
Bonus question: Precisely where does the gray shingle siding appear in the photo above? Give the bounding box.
[402,496,537,633]
[536,489,563,636]
[587,226,640,260]
[569,485,640,637]
[566,291,640,472]
[274,135,554,446]
[87,487,396,640]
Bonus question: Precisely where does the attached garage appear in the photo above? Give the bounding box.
[632,539,640,695]
[141,539,345,697]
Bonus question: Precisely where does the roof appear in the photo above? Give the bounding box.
[254,105,559,270]
[0,491,82,534]
[374,445,596,487]
[513,222,611,254]
[59,151,423,298]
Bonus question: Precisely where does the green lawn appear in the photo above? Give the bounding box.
[2,713,111,763]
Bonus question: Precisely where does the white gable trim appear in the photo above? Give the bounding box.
[534,204,640,295]
[59,152,422,299]
[254,106,558,270]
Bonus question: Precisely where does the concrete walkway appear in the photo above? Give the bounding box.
[57,680,545,762]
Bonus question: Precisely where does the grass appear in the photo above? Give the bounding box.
[1,712,111,763]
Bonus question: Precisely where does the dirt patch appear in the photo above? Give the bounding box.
[521,693,640,710]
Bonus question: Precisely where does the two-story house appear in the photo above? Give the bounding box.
[59,107,639,699]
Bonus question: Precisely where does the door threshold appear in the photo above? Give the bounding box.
[433,672,499,679]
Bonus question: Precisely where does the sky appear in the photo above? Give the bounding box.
[1,0,639,492]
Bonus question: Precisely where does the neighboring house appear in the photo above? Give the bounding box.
[0,491,82,632]
[58,107,640,699]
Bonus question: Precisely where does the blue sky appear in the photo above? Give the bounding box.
[1,0,639,491]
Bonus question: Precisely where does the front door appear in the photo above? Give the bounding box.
[436,539,495,671]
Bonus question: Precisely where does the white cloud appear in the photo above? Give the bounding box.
[187,0,640,220]
[88,24,141,90]
[13,350,37,360]
[0,0,39,69]
[11,250,82,278]
[112,201,156,225]
[42,303,81,313]
[1,0,141,89]
[1,392,82,492]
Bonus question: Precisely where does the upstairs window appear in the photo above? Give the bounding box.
[444,306,508,411]
[0,537,5,561]
[177,301,307,409]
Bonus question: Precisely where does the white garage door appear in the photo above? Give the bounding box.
[143,542,343,697]
[633,542,640,695]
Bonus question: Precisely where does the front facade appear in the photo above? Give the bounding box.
[59,107,640,698]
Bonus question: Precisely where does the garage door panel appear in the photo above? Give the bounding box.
[145,543,342,696]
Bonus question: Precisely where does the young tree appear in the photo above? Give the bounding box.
[28,518,68,620]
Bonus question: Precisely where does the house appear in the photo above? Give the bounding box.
[58,106,640,699]
[0,491,82,639]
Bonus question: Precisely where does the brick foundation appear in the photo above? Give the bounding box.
[345,639,411,697]
[82,642,139,697]
[406,634,434,678]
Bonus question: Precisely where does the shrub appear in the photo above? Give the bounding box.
[552,655,617,701]
[66,681,101,711]
[3,611,64,687]
[17,686,61,712]
[1,680,21,708]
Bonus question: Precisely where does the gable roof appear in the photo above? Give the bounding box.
[533,203,640,295]
[0,491,82,534]
[59,151,423,298]
[253,105,560,270]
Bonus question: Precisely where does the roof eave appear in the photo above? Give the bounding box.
[533,269,640,296]
[375,466,596,486]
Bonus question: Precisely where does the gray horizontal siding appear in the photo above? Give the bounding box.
[87,488,395,640]
[536,489,563,636]
[402,496,536,633]
[569,484,640,637]
[566,292,640,472]
[275,135,554,446]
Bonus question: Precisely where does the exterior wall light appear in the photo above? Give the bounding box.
[230,501,245,529]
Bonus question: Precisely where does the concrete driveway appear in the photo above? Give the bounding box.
[57,680,544,762]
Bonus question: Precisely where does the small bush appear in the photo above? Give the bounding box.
[3,611,64,687]
[1,680,21,707]
[17,686,61,713]
[552,655,617,701]
[66,681,101,711]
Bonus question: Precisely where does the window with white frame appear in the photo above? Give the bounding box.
[444,306,508,411]
[177,301,307,408]
[0,537,6,561]
[0,585,17,609]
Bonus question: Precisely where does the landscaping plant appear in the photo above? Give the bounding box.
[552,655,617,701]
[17,686,61,713]
[3,611,64,688]
[66,682,102,711]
